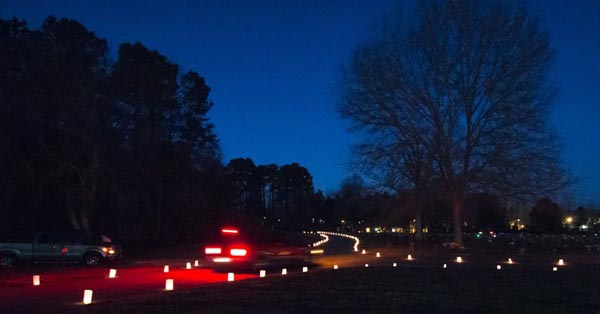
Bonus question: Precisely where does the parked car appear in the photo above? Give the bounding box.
[0,232,121,268]
[204,227,322,270]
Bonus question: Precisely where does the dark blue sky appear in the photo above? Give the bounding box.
[2,0,598,205]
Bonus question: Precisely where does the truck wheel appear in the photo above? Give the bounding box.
[84,252,102,266]
[0,254,17,269]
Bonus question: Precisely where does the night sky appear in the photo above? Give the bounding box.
[1,0,598,205]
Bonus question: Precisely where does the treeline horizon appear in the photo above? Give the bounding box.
[0,16,350,244]
[1,16,597,246]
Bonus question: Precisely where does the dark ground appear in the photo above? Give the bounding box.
[70,259,600,314]
[1,234,599,314]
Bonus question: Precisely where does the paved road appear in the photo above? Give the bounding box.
[0,233,359,313]
[2,233,599,313]
[0,263,257,313]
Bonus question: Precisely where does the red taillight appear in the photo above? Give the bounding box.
[221,228,239,235]
[230,248,247,256]
[205,247,222,254]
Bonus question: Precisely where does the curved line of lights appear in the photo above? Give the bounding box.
[311,233,329,247]
[315,231,360,252]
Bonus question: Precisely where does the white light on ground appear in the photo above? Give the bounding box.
[109,269,117,278]
[497,265,502,270]
[186,262,192,269]
[83,290,93,304]
[227,272,234,282]
[558,259,565,266]
[165,279,174,290]
[259,270,266,277]
[364,264,369,268]
[456,256,463,263]
[194,260,199,267]
[281,268,287,275]
[164,265,169,273]
[302,266,308,273]
[33,275,40,286]
[376,252,381,258]
[333,265,338,270]
[393,263,397,267]
[315,231,360,252]
[443,264,447,269]
[362,249,366,255]
[508,258,514,264]
[553,267,558,272]
[407,254,413,260]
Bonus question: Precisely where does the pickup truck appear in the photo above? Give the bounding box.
[0,232,121,268]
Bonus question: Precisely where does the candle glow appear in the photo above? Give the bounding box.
[83,290,93,304]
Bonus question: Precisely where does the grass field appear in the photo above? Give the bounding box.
[69,257,600,314]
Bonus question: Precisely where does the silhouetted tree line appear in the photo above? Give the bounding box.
[1,16,363,245]
[0,16,231,243]
[331,175,592,235]
[224,158,316,229]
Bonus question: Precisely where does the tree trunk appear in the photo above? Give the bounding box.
[451,192,465,249]
[66,189,82,231]
[414,211,423,240]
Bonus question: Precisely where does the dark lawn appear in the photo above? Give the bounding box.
[72,262,600,314]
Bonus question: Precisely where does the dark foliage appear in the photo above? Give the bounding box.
[0,17,224,244]
[0,15,333,243]
[529,197,564,233]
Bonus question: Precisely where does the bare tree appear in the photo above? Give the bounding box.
[338,0,568,248]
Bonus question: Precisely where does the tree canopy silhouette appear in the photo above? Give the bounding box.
[0,17,222,243]
[338,0,568,247]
